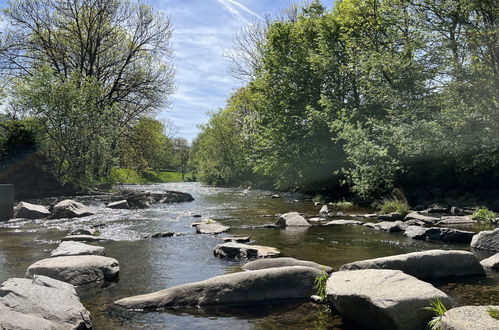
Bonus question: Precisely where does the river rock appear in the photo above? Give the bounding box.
[0,276,92,329]
[378,212,404,221]
[144,232,175,239]
[324,220,363,226]
[308,217,327,222]
[480,253,499,270]
[26,255,120,286]
[242,257,333,273]
[107,200,130,209]
[62,234,106,242]
[450,206,474,216]
[194,220,230,234]
[50,241,105,257]
[117,190,194,209]
[319,205,330,214]
[437,215,476,225]
[404,212,439,224]
[422,203,449,214]
[441,305,499,330]
[114,266,321,310]
[326,269,451,330]
[275,212,311,227]
[404,226,441,240]
[13,201,51,219]
[339,249,484,280]
[213,242,280,259]
[471,228,499,251]
[69,228,97,236]
[220,236,251,243]
[50,199,96,219]
[363,221,407,232]
[403,226,475,243]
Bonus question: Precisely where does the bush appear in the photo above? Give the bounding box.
[331,200,355,209]
[380,199,409,216]
[472,207,497,223]
[312,194,325,204]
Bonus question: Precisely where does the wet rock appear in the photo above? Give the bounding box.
[62,235,106,242]
[50,200,96,219]
[192,214,202,218]
[0,276,92,329]
[471,228,499,251]
[26,255,120,286]
[319,205,330,214]
[152,191,195,203]
[363,213,378,218]
[50,241,105,257]
[275,212,311,228]
[308,217,327,222]
[310,295,324,303]
[404,226,445,240]
[220,236,251,243]
[213,242,280,259]
[242,257,332,273]
[480,253,499,270]
[251,224,277,229]
[450,206,474,216]
[363,221,407,232]
[404,212,438,224]
[324,220,363,226]
[404,226,474,243]
[404,219,426,226]
[107,200,129,209]
[13,201,51,219]
[441,305,499,330]
[326,269,451,330]
[144,232,175,239]
[440,228,476,243]
[69,228,97,236]
[116,190,194,209]
[194,220,230,234]
[114,266,320,310]
[271,194,281,199]
[377,212,404,221]
[436,215,476,225]
[422,203,449,214]
[314,202,321,206]
[339,249,484,280]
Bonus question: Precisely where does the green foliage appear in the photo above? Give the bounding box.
[108,168,182,184]
[424,298,448,330]
[472,207,498,223]
[488,308,499,320]
[380,200,410,216]
[314,271,329,303]
[330,200,355,210]
[313,194,326,204]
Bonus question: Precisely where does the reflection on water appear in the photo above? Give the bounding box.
[0,182,497,329]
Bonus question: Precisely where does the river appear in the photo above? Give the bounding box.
[0,182,497,329]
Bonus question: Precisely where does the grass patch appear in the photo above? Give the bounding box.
[330,200,355,209]
[314,271,329,303]
[108,168,183,184]
[424,297,448,330]
[380,199,409,216]
[312,194,325,204]
[488,308,499,320]
[472,207,498,223]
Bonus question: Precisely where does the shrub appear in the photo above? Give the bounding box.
[380,199,409,216]
[331,200,355,209]
[424,298,448,330]
[314,271,329,303]
[472,207,498,223]
[312,194,325,204]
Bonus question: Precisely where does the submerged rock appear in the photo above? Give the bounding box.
[144,232,175,239]
[50,241,105,257]
[242,257,332,273]
[49,199,96,219]
[213,242,280,259]
[26,255,120,286]
[114,266,321,310]
[62,234,106,242]
[13,201,51,219]
[471,228,499,251]
[275,212,311,227]
[107,200,130,209]
[441,305,499,330]
[480,253,499,270]
[324,220,363,226]
[326,269,451,330]
[339,249,484,280]
[0,276,92,329]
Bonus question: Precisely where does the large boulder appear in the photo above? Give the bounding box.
[114,266,321,310]
[0,276,92,329]
[441,305,499,330]
[275,212,311,227]
[480,253,499,270]
[26,255,119,286]
[194,219,230,234]
[404,226,475,243]
[404,212,438,224]
[13,201,51,219]
[326,269,451,330]
[49,200,96,219]
[339,249,484,280]
[471,228,499,251]
[50,241,105,257]
[116,190,194,209]
[242,257,332,273]
[213,242,280,259]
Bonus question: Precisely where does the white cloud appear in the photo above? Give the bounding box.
[224,0,263,20]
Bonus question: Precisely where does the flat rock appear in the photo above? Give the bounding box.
[26,255,120,286]
[441,305,499,330]
[404,226,475,243]
[480,253,499,270]
[378,212,404,221]
[404,212,439,224]
[107,200,130,209]
[50,241,105,257]
[50,199,96,219]
[471,228,499,251]
[13,201,51,219]
[324,220,363,226]
[69,228,96,236]
[308,217,327,222]
[62,234,106,242]
[242,257,332,273]
[213,242,280,259]
[326,269,451,330]
[195,220,230,234]
[422,203,449,213]
[363,221,407,232]
[275,212,311,227]
[220,236,251,243]
[339,249,484,280]
[363,213,378,218]
[114,266,321,310]
[0,276,92,329]
[436,215,476,225]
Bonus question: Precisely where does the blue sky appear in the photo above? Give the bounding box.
[151,0,333,141]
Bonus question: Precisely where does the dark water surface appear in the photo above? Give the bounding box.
[0,182,497,329]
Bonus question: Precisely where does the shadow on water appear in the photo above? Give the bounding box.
[0,182,497,329]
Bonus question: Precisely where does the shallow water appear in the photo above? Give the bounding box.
[0,182,497,329]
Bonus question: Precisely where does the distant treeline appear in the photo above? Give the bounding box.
[190,0,499,201]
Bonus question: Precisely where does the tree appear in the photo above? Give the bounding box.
[172,138,190,180]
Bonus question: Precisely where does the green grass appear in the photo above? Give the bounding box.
[472,207,498,223]
[380,199,410,216]
[488,308,499,320]
[424,298,448,330]
[314,271,329,303]
[108,168,183,184]
[312,194,325,204]
[330,200,355,209]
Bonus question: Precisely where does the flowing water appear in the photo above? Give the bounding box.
[0,182,497,329]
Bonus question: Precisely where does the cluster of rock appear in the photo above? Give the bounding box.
[13,199,96,220]
[109,190,194,209]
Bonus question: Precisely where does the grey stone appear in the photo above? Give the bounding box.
[62,234,106,242]
[378,212,404,221]
[450,206,474,216]
[50,241,105,257]
[404,212,438,224]
[13,202,51,219]
[275,212,311,227]
[107,200,130,209]
[339,249,484,280]
[194,219,230,234]
[324,220,363,226]
[114,266,321,310]
[404,226,475,243]
[471,229,499,251]
[213,242,280,259]
[363,221,407,232]
[242,257,332,273]
[220,236,251,243]
[26,255,120,286]
[319,205,330,214]
[144,232,175,239]
[50,200,96,219]
[423,203,449,213]
[308,217,327,222]
[480,253,499,270]
[404,226,445,240]
[69,228,96,236]
[117,190,194,209]
[441,305,499,330]
[326,269,451,330]
[0,276,92,329]
[437,216,476,225]
[0,184,14,221]
[363,213,378,218]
